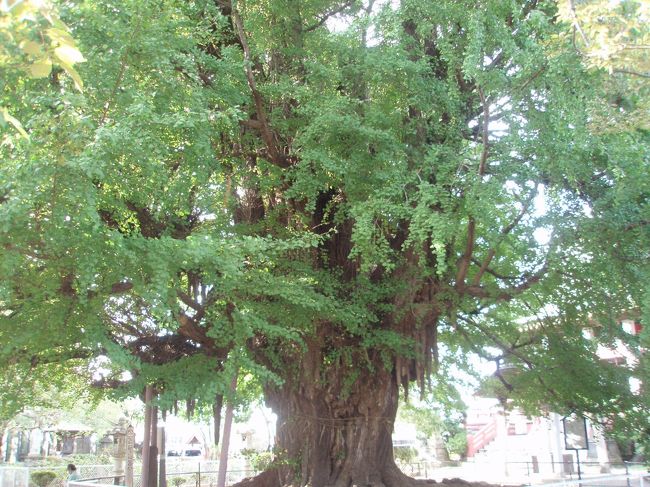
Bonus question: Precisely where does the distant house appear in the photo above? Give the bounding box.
[164,416,207,458]
[465,319,642,477]
[465,399,623,477]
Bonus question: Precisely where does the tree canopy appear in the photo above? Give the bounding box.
[1,0,648,485]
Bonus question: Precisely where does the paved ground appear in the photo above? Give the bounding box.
[413,462,649,487]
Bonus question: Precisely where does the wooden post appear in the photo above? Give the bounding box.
[157,425,166,487]
[149,407,158,487]
[216,373,238,487]
[142,386,153,487]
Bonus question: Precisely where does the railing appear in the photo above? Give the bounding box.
[0,458,256,487]
[69,477,122,487]
[0,464,115,487]
[502,460,648,483]
[466,418,498,457]
[394,459,649,486]
[515,461,649,487]
[2,459,647,487]
[163,467,257,487]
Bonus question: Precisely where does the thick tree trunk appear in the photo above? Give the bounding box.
[234,338,433,487]
[271,371,399,487]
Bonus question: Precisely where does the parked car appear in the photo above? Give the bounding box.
[167,448,203,458]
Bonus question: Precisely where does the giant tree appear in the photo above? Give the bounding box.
[1,0,648,486]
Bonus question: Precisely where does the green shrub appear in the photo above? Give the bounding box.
[240,448,274,471]
[170,477,185,487]
[393,446,418,464]
[31,471,57,487]
[444,430,467,459]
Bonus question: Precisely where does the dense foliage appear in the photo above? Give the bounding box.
[1,0,648,485]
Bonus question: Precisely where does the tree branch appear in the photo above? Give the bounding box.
[177,290,202,312]
[568,0,590,48]
[477,87,489,177]
[125,202,164,238]
[110,281,134,294]
[471,258,518,281]
[231,5,288,168]
[624,220,650,231]
[456,87,490,289]
[4,348,99,368]
[465,260,549,302]
[455,219,476,289]
[304,0,358,32]
[99,19,142,125]
[494,368,515,392]
[461,316,535,369]
[472,188,537,286]
[613,69,650,79]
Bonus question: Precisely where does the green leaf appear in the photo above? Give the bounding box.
[46,27,76,46]
[0,107,29,139]
[54,45,85,65]
[58,60,83,91]
[21,40,43,56]
[28,58,52,78]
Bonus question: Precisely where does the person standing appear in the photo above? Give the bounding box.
[67,464,80,485]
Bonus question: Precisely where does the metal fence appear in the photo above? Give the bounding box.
[0,464,114,487]
[3,460,647,487]
[528,471,649,487]
[499,460,648,485]
[394,460,649,486]
[0,461,258,487]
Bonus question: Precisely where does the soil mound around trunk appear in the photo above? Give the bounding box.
[231,470,520,487]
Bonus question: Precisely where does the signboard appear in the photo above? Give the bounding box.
[563,415,588,450]
[563,414,588,480]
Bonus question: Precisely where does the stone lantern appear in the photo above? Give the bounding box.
[99,435,114,455]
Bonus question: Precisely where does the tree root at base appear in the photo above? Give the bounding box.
[229,466,512,487]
